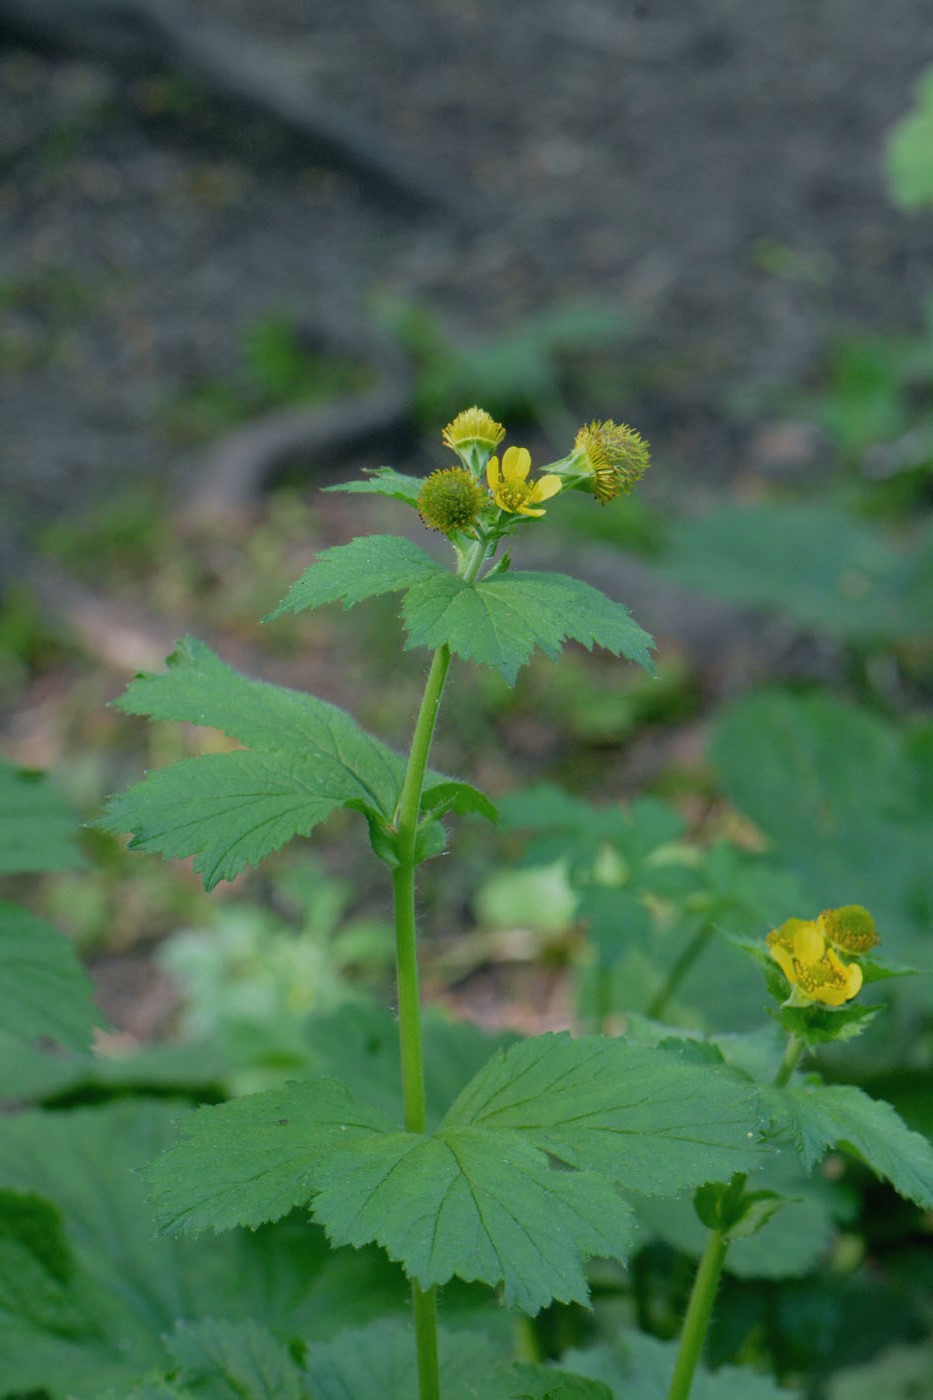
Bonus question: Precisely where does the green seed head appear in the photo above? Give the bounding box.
[417,467,484,535]
[819,905,880,955]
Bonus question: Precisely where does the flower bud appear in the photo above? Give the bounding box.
[417,467,484,535]
[442,406,506,474]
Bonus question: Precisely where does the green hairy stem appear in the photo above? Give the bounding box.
[390,538,490,1400]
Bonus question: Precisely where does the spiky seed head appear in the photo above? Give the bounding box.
[417,467,484,535]
[819,905,880,956]
[573,420,651,502]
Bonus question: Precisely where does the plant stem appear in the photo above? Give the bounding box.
[665,1227,729,1400]
[392,644,452,1134]
[390,536,492,1400]
[646,922,714,1020]
[773,1031,805,1088]
[391,646,451,1400]
[664,1026,807,1400]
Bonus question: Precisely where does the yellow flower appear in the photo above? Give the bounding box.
[766,917,863,1008]
[571,420,651,502]
[486,446,561,518]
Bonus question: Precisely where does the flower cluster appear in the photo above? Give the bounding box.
[416,406,651,539]
[766,905,878,1008]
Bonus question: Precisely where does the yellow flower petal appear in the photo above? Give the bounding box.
[529,474,562,503]
[501,445,531,483]
[793,920,825,964]
[486,456,501,490]
[845,961,864,999]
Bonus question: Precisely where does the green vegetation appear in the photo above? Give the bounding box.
[2,392,931,1400]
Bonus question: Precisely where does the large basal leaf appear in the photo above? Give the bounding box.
[0,758,84,874]
[148,1034,761,1314]
[402,571,656,683]
[304,1318,611,1400]
[764,1082,933,1210]
[710,691,933,968]
[565,1333,790,1400]
[0,1100,408,1399]
[100,637,494,887]
[167,1318,306,1400]
[0,902,101,1050]
[265,535,443,619]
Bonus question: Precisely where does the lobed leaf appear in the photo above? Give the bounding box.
[565,1333,791,1399]
[146,1079,396,1236]
[102,637,494,887]
[325,467,424,506]
[304,1317,612,1400]
[0,903,102,1050]
[102,750,387,891]
[112,636,403,808]
[0,1099,410,1398]
[265,534,443,621]
[147,1034,762,1313]
[167,1318,306,1399]
[309,1127,636,1313]
[443,1033,764,1194]
[402,571,656,683]
[764,1082,933,1209]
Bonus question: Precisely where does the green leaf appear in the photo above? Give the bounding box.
[505,1372,613,1400]
[0,1100,409,1398]
[146,1078,397,1236]
[148,1035,761,1313]
[304,1318,610,1400]
[101,637,489,887]
[325,467,425,506]
[264,535,443,621]
[889,68,933,209]
[305,1320,514,1400]
[103,750,389,891]
[764,1082,933,1208]
[442,1033,764,1195]
[402,571,656,683]
[167,1318,306,1400]
[0,902,101,1049]
[303,1001,520,1130]
[111,636,402,804]
[421,778,498,824]
[0,758,84,873]
[309,1126,635,1313]
[710,692,933,969]
[99,638,406,888]
[564,1334,791,1399]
